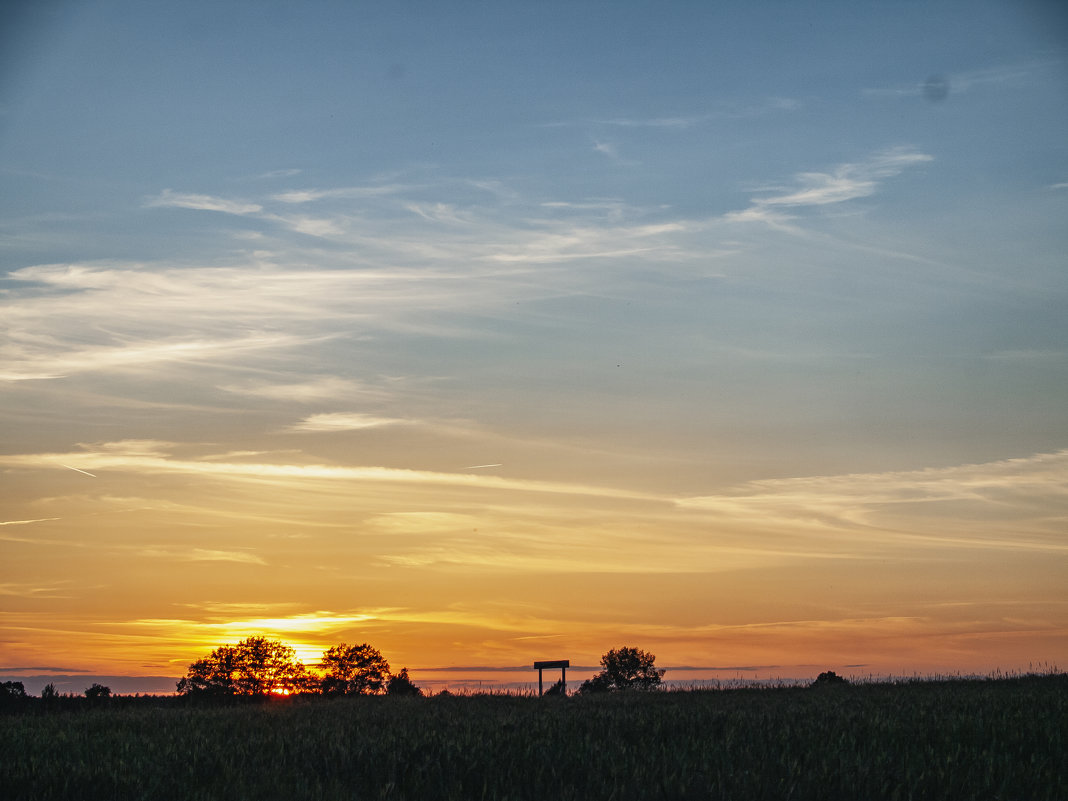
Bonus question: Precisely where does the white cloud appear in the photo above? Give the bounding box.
[145,189,262,215]
[366,512,477,534]
[254,168,302,179]
[593,140,619,159]
[188,549,267,565]
[863,62,1042,99]
[728,147,933,222]
[0,582,73,598]
[0,330,305,381]
[272,184,412,203]
[404,202,471,223]
[138,548,267,565]
[270,214,347,237]
[220,377,378,403]
[597,115,703,128]
[679,450,1068,551]
[286,412,407,432]
[0,442,665,504]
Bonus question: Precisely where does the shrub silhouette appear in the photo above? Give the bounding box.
[543,678,567,697]
[84,683,112,700]
[579,646,665,693]
[386,667,423,697]
[811,670,850,687]
[0,680,28,708]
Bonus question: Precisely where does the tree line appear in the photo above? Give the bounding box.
[176,637,422,698]
[176,638,666,698]
[0,642,670,706]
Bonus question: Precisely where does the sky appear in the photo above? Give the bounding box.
[1,0,1066,695]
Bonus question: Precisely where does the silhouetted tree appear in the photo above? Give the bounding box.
[40,682,59,700]
[386,667,423,697]
[0,680,28,708]
[177,636,311,697]
[811,670,850,687]
[84,683,112,700]
[320,642,390,696]
[579,646,665,693]
[543,678,567,697]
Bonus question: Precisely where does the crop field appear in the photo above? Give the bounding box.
[2,674,1065,800]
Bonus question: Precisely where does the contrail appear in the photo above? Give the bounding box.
[463,463,502,470]
[60,464,97,478]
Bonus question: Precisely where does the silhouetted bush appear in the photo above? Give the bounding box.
[543,679,567,696]
[811,670,850,687]
[386,667,423,697]
[0,680,28,709]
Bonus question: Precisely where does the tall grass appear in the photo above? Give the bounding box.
[2,674,1064,800]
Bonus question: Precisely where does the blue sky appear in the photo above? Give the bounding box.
[1,1,1066,689]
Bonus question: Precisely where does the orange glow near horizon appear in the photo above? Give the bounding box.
[2,444,1065,690]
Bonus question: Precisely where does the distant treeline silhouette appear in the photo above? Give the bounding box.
[0,639,859,708]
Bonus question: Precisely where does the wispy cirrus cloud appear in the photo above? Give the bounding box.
[272,183,414,203]
[0,441,665,504]
[864,61,1046,99]
[0,582,74,598]
[250,168,302,180]
[138,548,267,565]
[596,114,704,128]
[593,140,620,159]
[0,330,306,382]
[145,189,262,215]
[220,377,381,403]
[679,449,1068,551]
[549,98,802,129]
[724,147,932,226]
[285,412,408,432]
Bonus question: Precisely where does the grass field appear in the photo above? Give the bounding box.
[2,674,1065,800]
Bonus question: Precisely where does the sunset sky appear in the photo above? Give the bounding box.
[2,0,1066,694]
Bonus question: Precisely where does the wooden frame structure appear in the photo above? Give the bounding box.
[533,659,569,695]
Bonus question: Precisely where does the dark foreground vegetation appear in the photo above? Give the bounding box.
[2,674,1065,801]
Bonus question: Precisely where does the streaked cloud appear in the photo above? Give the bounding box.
[272,184,413,203]
[139,548,267,565]
[0,582,73,598]
[593,140,620,158]
[252,168,302,179]
[679,450,1068,552]
[220,377,379,403]
[286,412,408,432]
[1,327,306,382]
[557,98,802,129]
[145,189,262,215]
[864,61,1045,99]
[728,147,933,223]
